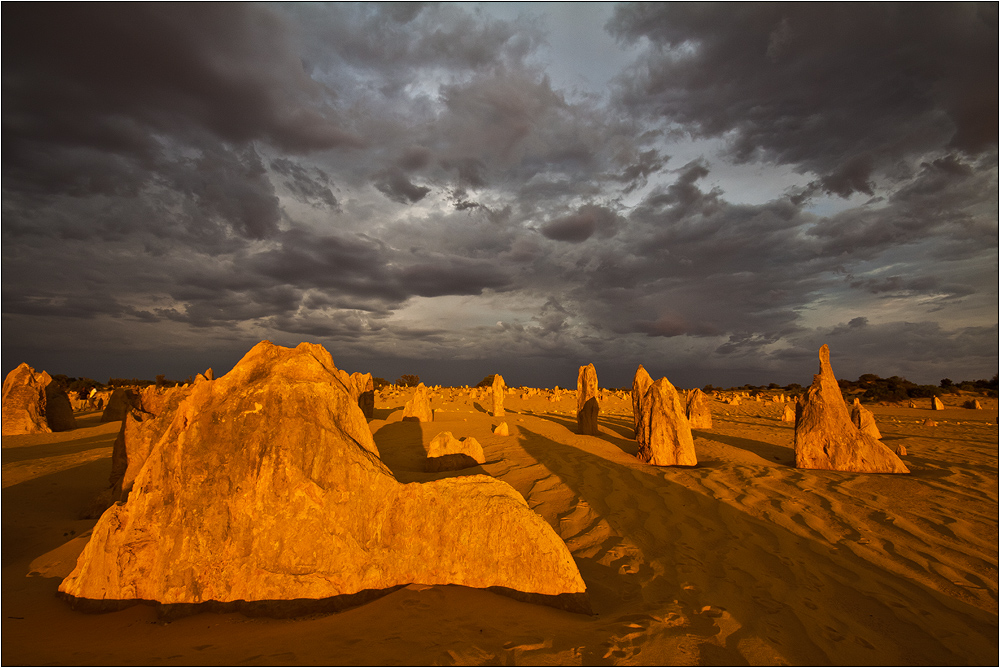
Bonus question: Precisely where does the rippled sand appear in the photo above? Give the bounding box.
[3,391,997,665]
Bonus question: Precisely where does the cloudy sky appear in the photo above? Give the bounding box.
[3,3,997,389]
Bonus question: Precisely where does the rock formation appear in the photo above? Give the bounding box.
[794,346,908,473]
[425,432,485,472]
[780,405,796,422]
[964,399,983,410]
[493,422,509,436]
[350,372,375,419]
[101,389,138,422]
[850,400,882,440]
[2,364,51,435]
[491,374,506,418]
[1,364,77,434]
[636,377,697,466]
[60,341,587,614]
[923,419,938,427]
[931,396,945,410]
[631,365,653,438]
[402,383,433,422]
[576,364,600,436]
[685,388,713,430]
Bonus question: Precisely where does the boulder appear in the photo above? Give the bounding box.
[350,372,375,419]
[850,401,882,440]
[60,342,587,614]
[491,374,506,418]
[636,377,697,466]
[425,432,485,472]
[631,365,653,438]
[2,363,51,435]
[780,405,796,422]
[493,422,509,436]
[931,396,945,410]
[908,400,917,409]
[896,444,907,456]
[923,419,938,427]
[43,381,78,432]
[101,388,139,422]
[794,346,908,473]
[964,399,983,410]
[402,383,433,422]
[576,364,600,436]
[685,388,713,430]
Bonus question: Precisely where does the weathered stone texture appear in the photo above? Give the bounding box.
[636,377,697,467]
[425,432,485,472]
[631,365,653,438]
[2,364,51,435]
[60,341,587,613]
[491,374,506,418]
[685,388,713,430]
[402,383,433,422]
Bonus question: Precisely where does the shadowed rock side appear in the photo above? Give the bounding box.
[685,388,713,430]
[781,405,796,422]
[101,388,137,422]
[794,345,908,474]
[636,377,697,466]
[576,364,599,436]
[402,383,433,422]
[631,365,653,438]
[931,396,945,410]
[491,374,506,418]
[350,372,375,419]
[59,341,588,614]
[851,400,882,440]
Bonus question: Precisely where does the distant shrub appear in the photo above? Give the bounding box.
[475,374,497,388]
[373,377,389,390]
[395,374,420,387]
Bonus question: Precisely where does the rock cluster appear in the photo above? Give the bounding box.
[425,432,485,472]
[794,346,908,474]
[60,341,588,614]
[402,383,433,422]
[685,388,713,430]
[576,364,600,435]
[2,363,76,435]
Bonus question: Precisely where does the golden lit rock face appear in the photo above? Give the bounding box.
[576,364,599,435]
[794,346,908,473]
[685,388,713,430]
[425,432,485,472]
[631,365,653,438]
[636,377,697,467]
[851,402,882,441]
[402,383,433,422]
[491,374,506,418]
[931,396,945,410]
[59,341,587,612]
[2,363,51,435]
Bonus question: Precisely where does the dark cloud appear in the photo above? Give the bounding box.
[608,3,998,196]
[541,204,621,242]
[373,167,431,204]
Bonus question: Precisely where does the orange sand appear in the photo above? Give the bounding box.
[3,390,998,665]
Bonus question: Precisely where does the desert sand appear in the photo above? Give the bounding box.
[3,386,998,665]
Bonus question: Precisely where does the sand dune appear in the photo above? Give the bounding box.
[3,392,997,665]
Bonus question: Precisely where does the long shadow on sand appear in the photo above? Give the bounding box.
[372,420,494,484]
[513,427,995,665]
[1,433,119,465]
[692,430,795,467]
[530,412,639,456]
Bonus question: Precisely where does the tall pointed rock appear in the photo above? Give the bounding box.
[794,346,908,473]
[637,377,697,466]
[631,365,653,439]
[576,364,600,435]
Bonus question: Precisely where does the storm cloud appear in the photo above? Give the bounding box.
[3,3,996,388]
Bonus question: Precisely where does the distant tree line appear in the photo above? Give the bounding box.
[837,373,998,402]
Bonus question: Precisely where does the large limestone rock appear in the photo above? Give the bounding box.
[60,342,587,613]
[425,432,485,472]
[636,377,697,466]
[631,365,653,438]
[794,346,908,474]
[491,374,506,418]
[780,405,796,422]
[2,364,77,434]
[576,364,599,436]
[931,396,945,410]
[101,388,138,422]
[851,400,882,440]
[2,363,51,435]
[685,388,713,430]
[402,383,433,422]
